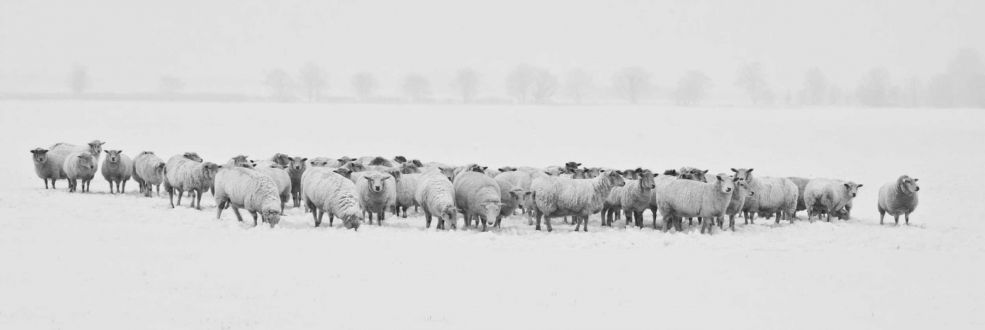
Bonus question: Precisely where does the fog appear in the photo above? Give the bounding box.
[0,0,982,105]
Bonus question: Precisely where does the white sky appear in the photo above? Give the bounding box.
[0,0,982,97]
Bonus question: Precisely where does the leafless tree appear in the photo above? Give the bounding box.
[351,72,378,102]
[801,67,829,106]
[735,62,771,105]
[506,64,536,103]
[529,68,559,104]
[159,75,185,97]
[564,68,593,104]
[402,73,431,102]
[298,62,328,102]
[856,67,891,107]
[929,48,985,108]
[673,70,712,106]
[264,69,296,102]
[612,66,650,104]
[69,65,89,95]
[451,68,480,103]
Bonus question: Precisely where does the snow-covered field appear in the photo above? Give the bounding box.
[1,101,983,329]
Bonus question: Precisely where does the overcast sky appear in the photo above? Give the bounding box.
[1,0,982,97]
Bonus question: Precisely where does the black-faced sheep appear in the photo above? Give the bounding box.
[214,167,282,228]
[31,148,62,189]
[101,150,132,194]
[453,171,502,232]
[803,179,863,222]
[878,175,919,225]
[301,167,363,229]
[531,170,626,232]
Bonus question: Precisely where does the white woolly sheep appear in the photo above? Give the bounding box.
[227,155,254,168]
[531,170,626,232]
[422,165,457,182]
[47,140,105,180]
[493,177,529,227]
[787,177,810,217]
[270,153,291,166]
[495,170,536,224]
[301,167,362,229]
[286,156,307,207]
[721,176,754,231]
[164,153,219,210]
[878,175,919,225]
[415,172,459,229]
[31,148,62,189]
[601,186,624,226]
[453,171,502,232]
[394,173,422,218]
[620,169,658,229]
[63,152,97,193]
[254,160,293,214]
[214,167,282,228]
[731,168,799,224]
[101,150,132,194]
[656,174,736,234]
[353,170,398,225]
[803,178,863,222]
[307,157,340,168]
[133,152,167,197]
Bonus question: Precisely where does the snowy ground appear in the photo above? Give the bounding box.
[1,101,983,329]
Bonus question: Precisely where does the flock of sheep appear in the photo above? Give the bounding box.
[29,140,922,233]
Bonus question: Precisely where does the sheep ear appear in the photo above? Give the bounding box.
[481,166,488,171]
[524,191,532,197]
[104,150,110,154]
[748,168,754,173]
[77,154,84,158]
[302,158,308,162]
[913,178,918,182]
[702,169,709,174]
[857,184,863,188]
[730,168,737,173]
[844,183,851,189]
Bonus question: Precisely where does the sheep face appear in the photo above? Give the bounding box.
[344,162,365,172]
[337,156,356,165]
[87,140,105,156]
[31,148,48,164]
[369,156,391,166]
[637,169,656,189]
[364,175,390,193]
[735,179,754,197]
[900,176,920,193]
[183,152,203,162]
[309,160,331,167]
[289,157,307,171]
[564,162,582,171]
[438,167,455,181]
[586,167,602,178]
[730,168,753,182]
[843,182,862,197]
[342,214,362,230]
[104,150,123,163]
[229,155,252,168]
[201,163,220,181]
[333,168,353,179]
[393,155,407,164]
[271,153,291,166]
[680,167,709,182]
[715,175,736,194]
[261,210,281,228]
[604,171,627,187]
[571,168,588,179]
[442,205,458,225]
[508,189,528,203]
[481,202,501,225]
[77,154,96,170]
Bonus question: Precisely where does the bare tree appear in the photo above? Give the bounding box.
[564,68,593,104]
[856,67,891,107]
[159,75,185,97]
[451,68,480,103]
[351,72,378,102]
[68,65,89,95]
[612,66,650,104]
[673,70,712,106]
[402,73,431,103]
[929,48,985,108]
[530,68,559,104]
[263,69,296,102]
[298,62,328,102]
[506,64,535,103]
[735,62,771,105]
[800,67,829,105]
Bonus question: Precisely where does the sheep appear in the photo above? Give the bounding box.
[100,150,132,194]
[878,175,919,225]
[47,140,105,180]
[621,169,640,180]
[453,171,502,232]
[731,168,799,224]
[394,173,422,218]
[254,160,293,214]
[495,170,536,224]
[484,167,502,179]
[133,152,166,197]
[399,162,422,174]
[787,177,810,217]
[270,153,291,166]
[531,170,626,232]
[803,179,863,222]
[353,170,398,225]
[585,167,603,178]
[164,153,219,210]
[656,174,736,234]
[498,166,518,172]
[415,172,459,230]
[422,165,456,182]
[361,156,394,167]
[227,155,254,168]
[301,167,362,229]
[453,164,486,178]
[214,167,282,228]
[308,157,340,168]
[63,152,97,193]
[601,186,624,226]
[620,169,658,229]
[31,148,62,189]
[721,177,754,231]
[393,155,408,164]
[679,167,709,182]
[493,176,529,227]
[286,156,307,207]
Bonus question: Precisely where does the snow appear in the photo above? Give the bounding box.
[1,101,983,329]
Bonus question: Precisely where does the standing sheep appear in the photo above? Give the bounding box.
[133,152,167,197]
[63,152,97,193]
[620,169,658,229]
[301,167,362,229]
[495,170,536,224]
[493,178,529,227]
[214,167,282,228]
[787,177,810,218]
[47,140,105,180]
[31,148,62,189]
[656,174,736,234]
[287,156,307,207]
[101,150,132,194]
[531,170,626,232]
[394,173,422,218]
[353,170,398,225]
[164,153,219,210]
[878,175,919,225]
[601,186,624,226]
[415,172,459,230]
[803,179,863,222]
[721,177,754,231]
[731,168,799,224]
[453,171,502,232]
[254,160,293,214]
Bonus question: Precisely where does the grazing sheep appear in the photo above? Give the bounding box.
[531,170,626,232]
[453,171,502,231]
[31,148,62,189]
[415,172,459,229]
[656,174,736,234]
[63,152,97,193]
[731,168,799,224]
[787,177,810,217]
[287,156,307,207]
[100,150,132,194]
[803,179,863,222]
[270,153,291,166]
[254,161,293,214]
[353,170,398,225]
[722,177,754,231]
[620,169,658,229]
[878,175,919,225]
[164,153,219,210]
[394,173,422,218]
[300,167,363,229]
[133,151,166,197]
[47,140,105,179]
[214,167,282,228]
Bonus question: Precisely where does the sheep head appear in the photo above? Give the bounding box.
[228,155,252,168]
[333,167,353,179]
[77,153,96,170]
[399,162,421,174]
[271,153,291,166]
[586,167,602,178]
[498,166,517,172]
[441,205,459,226]
[201,162,219,181]
[103,150,123,163]
[603,170,626,187]
[289,157,307,172]
[183,152,203,162]
[363,174,390,193]
[342,213,362,230]
[843,182,862,198]
[393,155,407,164]
[715,174,735,194]
[438,167,455,181]
[261,209,281,228]
[729,168,755,182]
[899,175,920,194]
[30,148,48,163]
[87,140,105,156]
[637,168,656,190]
[507,188,527,203]
[481,202,502,225]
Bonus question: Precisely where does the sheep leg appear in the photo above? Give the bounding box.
[879,210,885,225]
[535,211,542,231]
[424,209,432,228]
[176,190,184,206]
[249,210,258,226]
[894,215,899,225]
[195,190,204,210]
[481,216,488,232]
[108,181,114,194]
[216,200,225,219]
[52,179,56,189]
[231,206,244,222]
[377,211,383,226]
[905,213,910,225]
[329,213,335,227]
[44,178,48,189]
[582,215,589,232]
[316,210,324,227]
[120,181,125,193]
[544,216,553,232]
